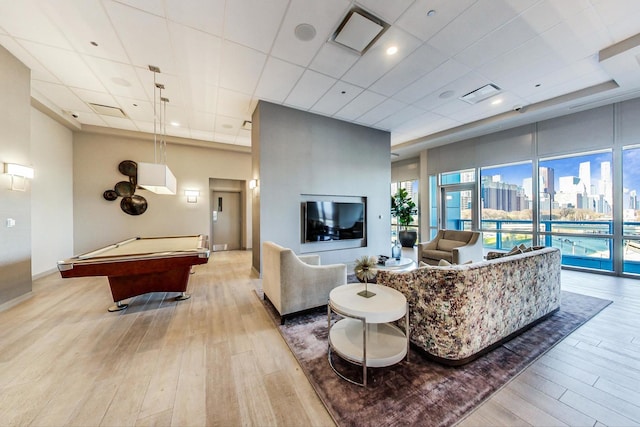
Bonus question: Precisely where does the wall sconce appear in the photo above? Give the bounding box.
[3,162,34,191]
[184,190,200,203]
[249,179,258,189]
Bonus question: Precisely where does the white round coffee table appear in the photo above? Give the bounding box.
[328,283,409,387]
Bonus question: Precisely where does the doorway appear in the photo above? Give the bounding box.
[440,183,476,231]
[211,191,241,251]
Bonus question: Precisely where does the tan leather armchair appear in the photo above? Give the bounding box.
[418,230,483,265]
[262,241,347,323]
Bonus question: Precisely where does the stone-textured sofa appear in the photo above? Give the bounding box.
[376,246,561,365]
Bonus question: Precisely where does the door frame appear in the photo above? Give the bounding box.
[439,183,478,230]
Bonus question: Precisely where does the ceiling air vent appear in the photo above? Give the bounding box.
[459,84,501,105]
[89,103,128,118]
[331,7,389,55]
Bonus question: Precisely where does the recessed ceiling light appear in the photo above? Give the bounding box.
[386,46,398,55]
[427,9,436,17]
[294,23,316,41]
[90,41,98,47]
[170,121,180,127]
[491,99,503,105]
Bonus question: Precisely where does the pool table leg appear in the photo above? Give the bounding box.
[108,301,129,312]
[175,292,191,301]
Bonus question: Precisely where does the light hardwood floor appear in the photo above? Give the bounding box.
[0,250,639,426]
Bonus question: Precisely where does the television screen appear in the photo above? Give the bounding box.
[305,201,365,242]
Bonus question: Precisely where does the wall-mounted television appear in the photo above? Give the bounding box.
[304,201,365,242]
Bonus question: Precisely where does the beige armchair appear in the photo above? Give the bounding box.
[418,230,483,265]
[262,241,347,323]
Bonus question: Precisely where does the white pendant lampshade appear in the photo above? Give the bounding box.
[138,65,177,195]
[137,162,176,195]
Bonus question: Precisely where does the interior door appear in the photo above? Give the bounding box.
[440,184,475,231]
[211,191,241,251]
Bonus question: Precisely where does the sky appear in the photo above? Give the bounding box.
[482,150,640,196]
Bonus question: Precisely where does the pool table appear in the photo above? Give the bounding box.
[58,235,210,311]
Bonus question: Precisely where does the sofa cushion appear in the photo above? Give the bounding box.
[443,230,473,242]
[436,238,467,252]
[422,249,453,262]
[438,259,452,266]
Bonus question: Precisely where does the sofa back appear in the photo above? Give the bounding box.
[377,247,561,363]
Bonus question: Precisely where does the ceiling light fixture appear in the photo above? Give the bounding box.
[386,46,398,55]
[427,10,436,17]
[491,99,503,105]
[137,65,177,195]
[331,7,390,55]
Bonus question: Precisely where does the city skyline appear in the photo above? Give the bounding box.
[483,151,640,205]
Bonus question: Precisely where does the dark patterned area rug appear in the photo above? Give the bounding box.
[258,290,611,427]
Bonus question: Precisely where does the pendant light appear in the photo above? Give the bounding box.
[137,65,177,195]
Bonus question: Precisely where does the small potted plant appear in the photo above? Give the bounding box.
[391,187,418,248]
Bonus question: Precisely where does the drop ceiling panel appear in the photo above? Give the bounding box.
[454,15,540,69]
[341,27,422,88]
[285,70,336,110]
[216,89,253,120]
[355,97,407,126]
[334,90,386,121]
[310,81,364,116]
[0,1,72,49]
[165,0,225,37]
[104,1,176,75]
[358,0,414,23]
[219,41,267,95]
[395,0,476,42]
[0,35,59,83]
[113,0,165,17]
[189,111,215,132]
[309,43,359,79]
[224,0,288,53]
[169,23,222,88]
[394,59,471,104]
[214,116,244,134]
[190,129,215,142]
[254,57,305,103]
[23,42,106,92]
[83,57,147,99]
[539,13,610,63]
[113,97,152,121]
[40,0,130,63]
[375,104,428,130]
[428,0,536,56]
[186,83,218,115]
[31,81,89,112]
[413,73,488,111]
[270,0,350,67]
[370,43,448,96]
[393,113,457,139]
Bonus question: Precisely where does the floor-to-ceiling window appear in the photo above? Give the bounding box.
[480,162,533,250]
[538,150,613,271]
[622,145,640,274]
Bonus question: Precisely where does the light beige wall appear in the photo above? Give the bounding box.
[0,44,32,305]
[73,131,251,254]
[30,108,74,276]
